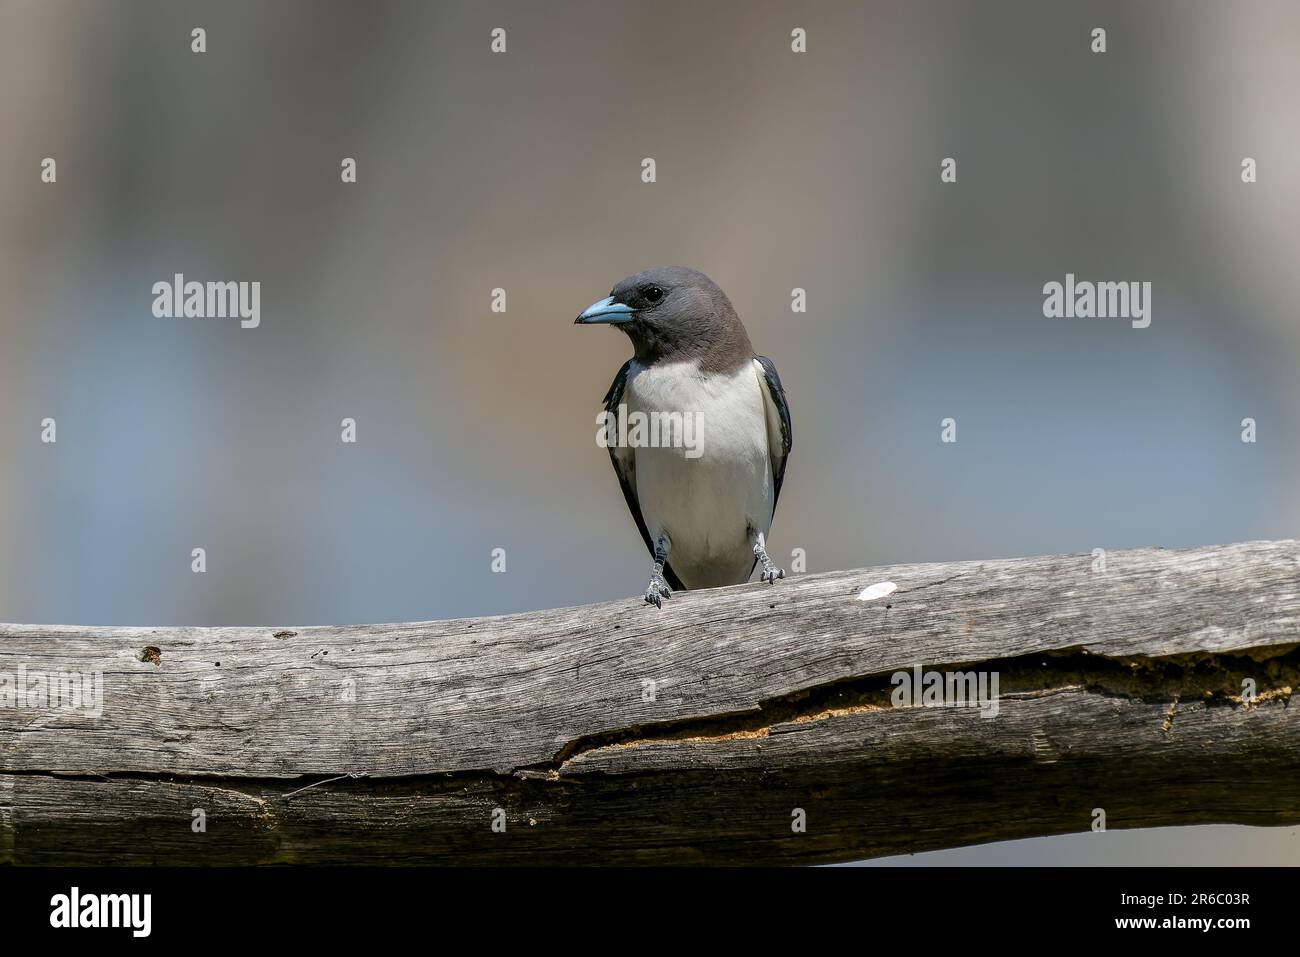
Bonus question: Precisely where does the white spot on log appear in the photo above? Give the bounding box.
[857,581,897,602]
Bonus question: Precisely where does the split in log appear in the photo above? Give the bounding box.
[1,539,1298,865]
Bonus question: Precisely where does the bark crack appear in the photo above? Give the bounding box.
[542,642,1300,771]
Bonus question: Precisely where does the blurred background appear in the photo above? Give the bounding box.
[1,0,1297,864]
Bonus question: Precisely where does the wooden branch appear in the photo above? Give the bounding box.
[3,539,1299,865]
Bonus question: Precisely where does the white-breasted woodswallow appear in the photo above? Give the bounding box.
[576,266,792,607]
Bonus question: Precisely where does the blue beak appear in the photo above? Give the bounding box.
[575,296,635,324]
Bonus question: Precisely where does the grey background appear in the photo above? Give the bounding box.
[1,0,1297,864]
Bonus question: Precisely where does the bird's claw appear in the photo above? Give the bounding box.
[643,576,672,608]
[752,535,784,586]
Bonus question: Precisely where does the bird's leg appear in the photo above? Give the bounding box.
[751,530,785,585]
[644,535,672,608]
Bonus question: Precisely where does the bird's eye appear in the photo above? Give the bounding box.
[644,285,664,303]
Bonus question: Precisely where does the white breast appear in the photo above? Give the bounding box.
[622,359,774,589]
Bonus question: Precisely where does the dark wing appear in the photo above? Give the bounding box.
[754,356,793,512]
[603,361,685,591]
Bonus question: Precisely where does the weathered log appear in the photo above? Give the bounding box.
[2,539,1298,865]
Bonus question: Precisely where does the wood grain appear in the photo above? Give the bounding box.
[2,539,1298,864]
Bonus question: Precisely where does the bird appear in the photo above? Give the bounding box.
[575,266,792,607]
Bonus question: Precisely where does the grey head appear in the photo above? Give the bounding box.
[575,266,754,373]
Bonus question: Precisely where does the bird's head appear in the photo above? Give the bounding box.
[575,266,753,371]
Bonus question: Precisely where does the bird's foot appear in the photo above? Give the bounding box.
[752,539,785,585]
[643,574,672,608]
